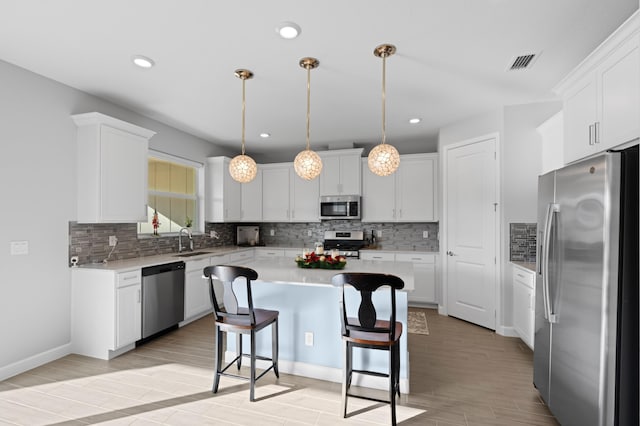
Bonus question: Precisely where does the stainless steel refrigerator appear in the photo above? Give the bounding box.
[534,146,638,426]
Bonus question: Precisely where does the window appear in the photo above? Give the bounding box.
[138,153,203,235]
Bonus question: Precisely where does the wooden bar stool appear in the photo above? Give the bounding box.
[204,265,279,401]
[332,272,404,426]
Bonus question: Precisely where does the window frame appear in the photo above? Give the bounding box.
[138,150,205,236]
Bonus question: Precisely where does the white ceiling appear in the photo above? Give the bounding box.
[1,1,637,161]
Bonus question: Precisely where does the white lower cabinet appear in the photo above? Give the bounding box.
[72,269,142,360]
[512,265,535,349]
[397,253,436,304]
[116,283,142,349]
[183,258,214,323]
[360,251,437,304]
[360,251,395,261]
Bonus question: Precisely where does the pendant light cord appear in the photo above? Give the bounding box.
[306,65,311,151]
[241,77,246,155]
[381,52,387,146]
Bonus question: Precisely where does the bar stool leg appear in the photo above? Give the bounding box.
[249,329,257,401]
[341,340,349,418]
[236,332,243,370]
[272,318,279,378]
[213,327,224,393]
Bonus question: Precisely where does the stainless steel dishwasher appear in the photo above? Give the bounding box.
[141,261,185,340]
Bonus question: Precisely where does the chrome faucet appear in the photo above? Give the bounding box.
[178,227,193,253]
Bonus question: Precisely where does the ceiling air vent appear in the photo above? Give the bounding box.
[507,52,539,71]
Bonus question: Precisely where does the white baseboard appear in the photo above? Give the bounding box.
[497,325,519,337]
[437,304,447,316]
[225,351,410,394]
[0,343,72,381]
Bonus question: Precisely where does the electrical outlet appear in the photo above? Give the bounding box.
[423,231,429,239]
[307,229,312,237]
[75,246,82,253]
[270,229,275,236]
[376,230,382,238]
[109,236,117,246]
[304,332,314,346]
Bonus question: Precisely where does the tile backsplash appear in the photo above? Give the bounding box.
[259,221,439,251]
[69,220,439,265]
[510,223,537,262]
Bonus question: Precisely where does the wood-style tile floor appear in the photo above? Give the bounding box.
[0,308,558,425]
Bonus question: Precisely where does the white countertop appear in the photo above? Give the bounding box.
[242,257,415,291]
[512,261,537,273]
[74,245,253,272]
[74,246,428,287]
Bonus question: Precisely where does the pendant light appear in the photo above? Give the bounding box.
[229,69,258,183]
[294,57,323,181]
[368,44,400,177]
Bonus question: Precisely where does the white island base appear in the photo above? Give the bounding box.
[219,257,412,394]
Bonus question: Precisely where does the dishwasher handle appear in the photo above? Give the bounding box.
[142,261,185,276]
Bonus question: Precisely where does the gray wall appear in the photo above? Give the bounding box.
[0,58,233,378]
[437,101,560,333]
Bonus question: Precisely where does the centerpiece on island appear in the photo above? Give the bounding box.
[295,251,347,269]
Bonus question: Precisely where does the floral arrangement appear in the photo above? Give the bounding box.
[295,252,347,269]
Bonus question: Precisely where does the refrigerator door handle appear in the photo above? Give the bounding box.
[542,202,559,323]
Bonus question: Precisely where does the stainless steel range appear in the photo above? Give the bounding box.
[323,230,366,259]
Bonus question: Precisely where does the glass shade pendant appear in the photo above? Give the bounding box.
[229,69,258,183]
[294,57,323,181]
[368,44,400,177]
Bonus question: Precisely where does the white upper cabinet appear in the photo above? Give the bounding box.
[290,171,320,222]
[261,164,320,222]
[240,168,262,222]
[396,155,437,221]
[205,157,241,222]
[318,148,364,196]
[362,153,438,222]
[262,164,291,222]
[555,12,639,164]
[72,112,155,223]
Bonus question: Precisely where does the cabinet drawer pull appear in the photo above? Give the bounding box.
[594,121,600,144]
[588,124,594,145]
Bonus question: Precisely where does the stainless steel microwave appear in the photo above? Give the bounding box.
[319,195,360,220]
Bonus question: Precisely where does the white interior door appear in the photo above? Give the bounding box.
[444,136,497,329]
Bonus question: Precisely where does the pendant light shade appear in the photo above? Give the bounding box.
[229,69,258,183]
[294,57,323,181]
[368,44,400,177]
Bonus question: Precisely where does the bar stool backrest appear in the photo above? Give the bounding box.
[204,265,259,326]
[332,272,404,342]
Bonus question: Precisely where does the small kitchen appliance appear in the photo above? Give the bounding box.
[323,230,366,258]
[319,195,360,220]
[237,225,260,246]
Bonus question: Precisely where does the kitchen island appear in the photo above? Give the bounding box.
[223,257,412,393]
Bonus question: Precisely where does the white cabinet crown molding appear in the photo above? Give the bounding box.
[71,112,156,139]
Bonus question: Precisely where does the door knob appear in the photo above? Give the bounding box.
[447,250,457,256]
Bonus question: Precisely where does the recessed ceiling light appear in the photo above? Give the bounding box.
[132,55,155,69]
[260,133,271,138]
[409,118,421,124]
[276,22,301,39]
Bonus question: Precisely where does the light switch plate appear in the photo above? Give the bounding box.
[270,229,275,236]
[109,236,117,246]
[10,241,28,255]
[304,332,314,346]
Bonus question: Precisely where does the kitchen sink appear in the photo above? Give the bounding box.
[174,251,210,258]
